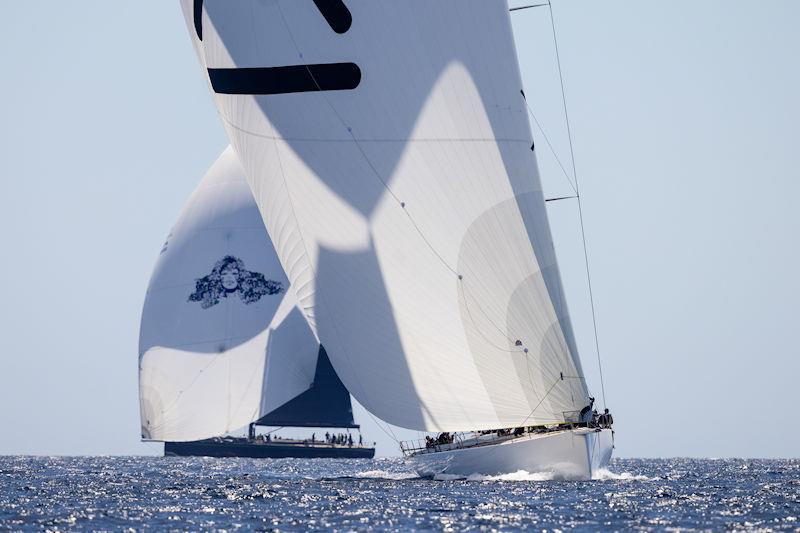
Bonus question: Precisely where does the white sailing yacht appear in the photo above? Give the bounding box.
[180,0,613,478]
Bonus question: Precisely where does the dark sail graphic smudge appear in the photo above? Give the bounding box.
[188,255,284,309]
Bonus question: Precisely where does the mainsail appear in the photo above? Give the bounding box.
[185,1,590,432]
[138,147,355,441]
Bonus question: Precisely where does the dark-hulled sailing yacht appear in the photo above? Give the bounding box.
[139,148,374,459]
[165,347,374,459]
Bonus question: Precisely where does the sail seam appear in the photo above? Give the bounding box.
[217,118,530,144]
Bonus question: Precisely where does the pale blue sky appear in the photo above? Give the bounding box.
[0,1,797,458]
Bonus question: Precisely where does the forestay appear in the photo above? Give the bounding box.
[138,147,320,442]
[186,1,590,431]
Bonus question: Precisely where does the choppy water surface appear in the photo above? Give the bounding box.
[0,457,797,531]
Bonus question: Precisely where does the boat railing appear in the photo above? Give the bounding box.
[400,423,597,458]
[400,432,512,457]
[399,438,449,457]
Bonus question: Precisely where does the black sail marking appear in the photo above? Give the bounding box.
[194,0,203,40]
[208,0,358,95]
[312,0,352,34]
[209,63,361,95]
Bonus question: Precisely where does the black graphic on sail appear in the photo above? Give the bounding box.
[195,0,352,40]
[188,255,284,309]
[256,346,358,428]
[204,0,360,95]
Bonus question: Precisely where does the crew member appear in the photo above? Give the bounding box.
[580,397,595,423]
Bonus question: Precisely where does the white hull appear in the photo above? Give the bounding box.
[407,428,614,480]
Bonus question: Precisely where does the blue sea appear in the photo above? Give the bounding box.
[0,457,797,531]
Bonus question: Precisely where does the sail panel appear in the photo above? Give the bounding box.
[256,346,358,428]
[179,0,205,67]
[191,1,590,431]
[138,147,320,441]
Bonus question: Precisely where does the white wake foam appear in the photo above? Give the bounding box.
[432,468,653,482]
[592,468,653,481]
[432,473,467,481]
[434,470,564,482]
[468,470,557,482]
[354,469,417,480]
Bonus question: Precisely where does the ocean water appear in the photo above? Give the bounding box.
[0,457,797,531]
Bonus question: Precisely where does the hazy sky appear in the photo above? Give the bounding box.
[0,1,797,458]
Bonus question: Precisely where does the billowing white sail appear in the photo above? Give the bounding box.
[179,0,206,68]
[186,1,591,431]
[138,147,320,442]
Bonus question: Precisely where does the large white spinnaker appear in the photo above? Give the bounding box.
[186,1,591,432]
[138,147,320,442]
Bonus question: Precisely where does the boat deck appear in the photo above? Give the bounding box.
[401,425,599,458]
[165,437,375,459]
[196,436,372,449]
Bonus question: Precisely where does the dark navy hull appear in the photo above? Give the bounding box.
[165,439,375,459]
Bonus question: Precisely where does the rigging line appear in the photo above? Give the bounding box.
[575,199,606,407]
[270,107,379,440]
[229,361,263,422]
[270,3,403,427]
[272,5,462,440]
[258,74,383,449]
[520,88,572,397]
[269,7,446,445]
[275,4,460,279]
[525,133,574,340]
[349,137,460,277]
[458,279,524,353]
[545,195,577,202]
[519,376,561,427]
[510,3,549,11]
[547,0,608,408]
[545,1,578,186]
[147,343,233,423]
[365,409,400,444]
[522,98,577,195]
[274,10,548,370]
[523,346,544,405]
[273,3,563,432]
